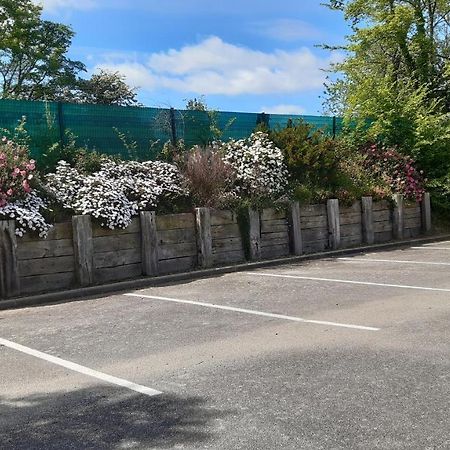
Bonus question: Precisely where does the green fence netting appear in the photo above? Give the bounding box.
[0,99,342,160]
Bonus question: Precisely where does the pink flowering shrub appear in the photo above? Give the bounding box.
[362,143,425,202]
[0,136,36,207]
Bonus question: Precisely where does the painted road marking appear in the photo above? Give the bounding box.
[246,272,450,293]
[411,247,450,250]
[338,257,450,266]
[125,293,380,331]
[0,338,162,397]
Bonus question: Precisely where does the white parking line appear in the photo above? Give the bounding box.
[338,257,450,266]
[0,337,162,397]
[125,293,380,331]
[411,247,450,250]
[246,272,450,293]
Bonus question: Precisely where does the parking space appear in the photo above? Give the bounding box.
[1,242,449,449]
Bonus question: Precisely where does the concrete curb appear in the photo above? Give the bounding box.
[1,233,450,312]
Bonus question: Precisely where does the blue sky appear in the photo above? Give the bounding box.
[39,0,349,115]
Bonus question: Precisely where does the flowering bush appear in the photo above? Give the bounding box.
[223,132,288,200]
[98,160,186,210]
[45,160,186,229]
[0,137,51,236]
[0,137,36,206]
[362,143,425,201]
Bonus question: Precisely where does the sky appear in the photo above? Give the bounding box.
[38,0,349,115]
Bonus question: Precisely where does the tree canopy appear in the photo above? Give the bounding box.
[324,0,450,177]
[0,0,139,105]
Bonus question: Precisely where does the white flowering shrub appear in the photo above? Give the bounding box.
[45,160,186,229]
[0,193,52,237]
[98,160,186,209]
[223,132,288,199]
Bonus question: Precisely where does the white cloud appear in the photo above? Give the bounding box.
[261,104,306,115]
[95,36,338,96]
[252,19,324,42]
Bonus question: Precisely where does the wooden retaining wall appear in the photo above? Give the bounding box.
[373,200,393,243]
[340,202,363,248]
[17,222,75,295]
[0,193,432,300]
[403,203,422,238]
[93,218,142,284]
[260,209,290,259]
[299,204,329,254]
[210,209,245,265]
[156,213,197,274]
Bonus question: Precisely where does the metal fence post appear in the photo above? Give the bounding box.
[57,101,65,148]
[169,107,177,146]
[332,116,337,139]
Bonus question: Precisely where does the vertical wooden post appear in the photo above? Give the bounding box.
[140,211,159,276]
[195,207,213,268]
[72,215,94,287]
[421,192,432,233]
[288,201,303,255]
[327,199,341,250]
[0,220,20,299]
[248,208,261,260]
[361,196,375,244]
[393,194,404,240]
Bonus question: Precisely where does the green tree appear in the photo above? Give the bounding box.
[0,0,86,100]
[78,70,141,106]
[324,0,450,177]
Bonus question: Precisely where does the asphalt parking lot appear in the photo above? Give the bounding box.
[1,241,449,449]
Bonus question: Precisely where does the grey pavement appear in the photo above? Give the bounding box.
[1,242,449,449]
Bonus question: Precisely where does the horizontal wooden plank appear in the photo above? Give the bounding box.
[19,222,72,242]
[374,230,393,243]
[213,249,245,265]
[300,216,328,229]
[404,206,421,219]
[261,219,288,233]
[210,209,237,226]
[302,228,329,242]
[94,248,141,269]
[211,223,241,239]
[303,240,328,254]
[261,208,286,221]
[339,213,362,226]
[158,242,197,260]
[17,239,74,260]
[157,228,196,245]
[404,217,421,229]
[95,263,142,284]
[92,217,140,237]
[404,227,421,238]
[373,210,391,222]
[20,272,75,295]
[260,237,289,248]
[158,256,197,275]
[19,255,75,277]
[373,222,393,233]
[93,233,141,253]
[156,213,195,231]
[212,238,243,253]
[261,231,289,241]
[261,244,290,259]
[341,236,363,248]
[373,200,391,211]
[300,204,327,217]
[340,223,362,237]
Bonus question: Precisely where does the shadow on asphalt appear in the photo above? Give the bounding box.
[0,387,230,449]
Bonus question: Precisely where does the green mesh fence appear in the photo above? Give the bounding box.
[0,99,342,160]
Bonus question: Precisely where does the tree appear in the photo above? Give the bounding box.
[324,0,450,177]
[78,70,141,106]
[0,0,86,100]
